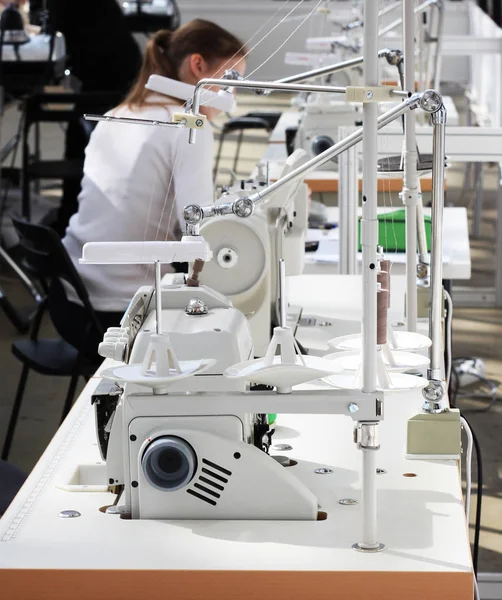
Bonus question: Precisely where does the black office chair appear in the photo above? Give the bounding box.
[21,91,123,221]
[1,217,104,461]
[213,111,281,182]
[0,460,27,517]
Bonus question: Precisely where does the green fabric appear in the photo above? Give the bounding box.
[357,209,432,252]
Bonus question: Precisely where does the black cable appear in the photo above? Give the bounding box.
[460,412,483,576]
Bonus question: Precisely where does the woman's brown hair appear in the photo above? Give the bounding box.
[122,19,246,109]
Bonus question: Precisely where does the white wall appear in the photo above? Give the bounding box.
[177,0,472,83]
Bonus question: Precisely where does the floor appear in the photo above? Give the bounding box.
[0,92,501,572]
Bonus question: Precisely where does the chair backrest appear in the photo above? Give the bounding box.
[10,216,103,336]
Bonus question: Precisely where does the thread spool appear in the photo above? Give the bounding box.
[187,258,204,287]
[377,275,389,346]
[380,260,391,308]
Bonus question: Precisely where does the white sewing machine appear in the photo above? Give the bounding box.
[291,49,403,166]
[199,149,309,356]
[88,236,341,521]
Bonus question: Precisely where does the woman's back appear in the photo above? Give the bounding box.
[63,98,214,311]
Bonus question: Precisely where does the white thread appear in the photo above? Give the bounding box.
[161,0,307,244]
[245,0,323,80]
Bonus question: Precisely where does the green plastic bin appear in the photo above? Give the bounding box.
[357,208,431,252]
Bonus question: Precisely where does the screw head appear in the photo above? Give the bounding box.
[185,297,208,316]
[422,379,446,404]
[183,204,203,225]
[366,90,373,99]
[232,197,254,218]
[58,510,81,518]
[195,119,203,127]
[420,89,443,114]
[273,444,293,451]
[339,498,358,506]
[348,403,359,414]
[315,468,333,474]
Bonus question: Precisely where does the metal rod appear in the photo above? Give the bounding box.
[274,49,391,85]
[357,0,380,554]
[246,98,418,206]
[84,114,185,128]
[361,0,379,397]
[185,96,421,226]
[189,78,409,143]
[343,0,402,30]
[495,163,502,307]
[155,260,162,335]
[379,0,437,37]
[338,126,358,274]
[432,1,444,90]
[362,446,378,547]
[403,0,419,333]
[416,189,429,261]
[428,106,447,381]
[279,258,287,328]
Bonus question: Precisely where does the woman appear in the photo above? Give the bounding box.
[53,19,247,361]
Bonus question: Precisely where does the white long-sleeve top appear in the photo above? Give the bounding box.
[63,96,214,312]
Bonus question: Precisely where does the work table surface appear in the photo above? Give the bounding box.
[0,275,473,600]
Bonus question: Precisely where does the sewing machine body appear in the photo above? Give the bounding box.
[199,151,309,355]
[94,279,319,521]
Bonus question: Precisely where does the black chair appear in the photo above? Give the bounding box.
[213,111,281,182]
[1,217,104,461]
[21,91,123,221]
[0,460,27,516]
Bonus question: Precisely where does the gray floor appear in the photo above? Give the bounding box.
[0,93,501,571]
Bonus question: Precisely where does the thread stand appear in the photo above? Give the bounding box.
[225,259,339,392]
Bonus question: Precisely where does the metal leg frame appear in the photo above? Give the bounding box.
[1,364,30,461]
[472,162,484,238]
[0,246,45,333]
[453,164,502,308]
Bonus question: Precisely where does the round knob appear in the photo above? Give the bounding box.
[183,204,203,225]
[142,436,197,492]
[232,197,254,218]
[420,90,443,114]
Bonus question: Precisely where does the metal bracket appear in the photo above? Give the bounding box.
[354,422,380,450]
[173,112,206,129]
[345,86,399,103]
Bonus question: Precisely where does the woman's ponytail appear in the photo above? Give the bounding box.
[122,20,246,109]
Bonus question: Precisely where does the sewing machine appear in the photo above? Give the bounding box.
[199,149,309,356]
[88,234,342,521]
[291,48,403,166]
[0,3,66,95]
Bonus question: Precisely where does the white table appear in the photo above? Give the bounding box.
[304,206,471,281]
[0,274,473,600]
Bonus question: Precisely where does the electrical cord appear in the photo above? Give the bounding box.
[443,291,483,580]
[460,416,473,522]
[459,418,479,600]
[460,412,483,578]
[444,288,453,389]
